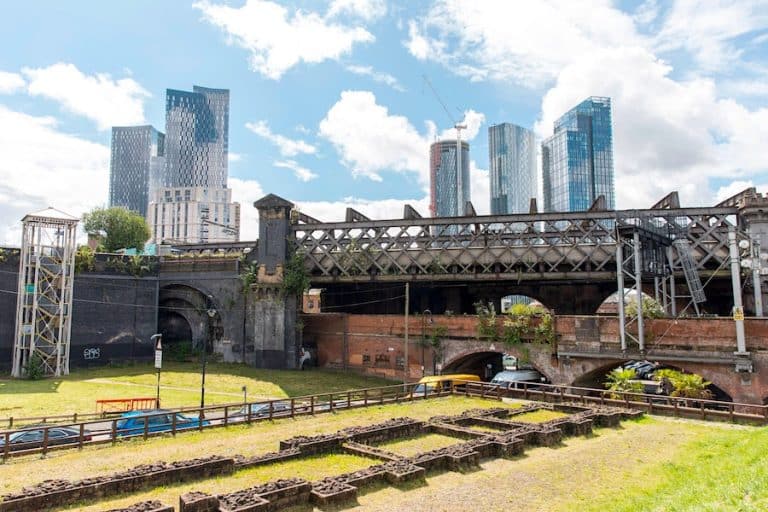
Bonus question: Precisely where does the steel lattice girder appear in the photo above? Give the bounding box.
[292,207,739,283]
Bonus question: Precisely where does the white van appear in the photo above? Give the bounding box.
[490,369,547,389]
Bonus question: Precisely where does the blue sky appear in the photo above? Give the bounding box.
[0,0,767,242]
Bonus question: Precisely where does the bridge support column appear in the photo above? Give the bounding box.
[249,194,300,369]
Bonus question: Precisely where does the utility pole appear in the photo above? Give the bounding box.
[404,282,409,389]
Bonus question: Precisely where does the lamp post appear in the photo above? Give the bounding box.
[739,237,764,317]
[421,309,433,375]
[151,334,162,408]
[202,295,216,414]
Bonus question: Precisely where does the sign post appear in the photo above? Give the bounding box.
[151,334,162,408]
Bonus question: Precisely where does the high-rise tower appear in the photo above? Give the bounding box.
[148,85,239,243]
[108,126,165,218]
[430,140,470,218]
[542,97,615,212]
[488,123,536,214]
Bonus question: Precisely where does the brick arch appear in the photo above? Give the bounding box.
[570,359,734,402]
[159,283,223,352]
[441,344,556,383]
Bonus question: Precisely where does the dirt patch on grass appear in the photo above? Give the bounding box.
[377,434,461,457]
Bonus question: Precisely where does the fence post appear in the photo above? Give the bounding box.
[310,395,315,415]
[224,406,229,427]
[2,432,9,462]
[329,394,334,412]
[363,390,368,407]
[347,391,351,409]
[73,413,78,424]
[143,417,149,440]
[291,398,295,418]
[729,403,734,423]
[111,419,117,444]
[78,423,85,450]
[269,401,274,420]
[8,417,12,429]
[247,403,253,424]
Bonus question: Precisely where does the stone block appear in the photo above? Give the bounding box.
[384,465,426,485]
[310,481,358,508]
[180,492,219,512]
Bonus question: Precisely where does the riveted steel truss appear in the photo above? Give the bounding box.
[292,208,739,290]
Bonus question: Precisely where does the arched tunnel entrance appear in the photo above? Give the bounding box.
[442,351,550,383]
[572,361,733,402]
[158,284,223,354]
[442,351,504,380]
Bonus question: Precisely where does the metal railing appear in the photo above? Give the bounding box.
[459,380,768,424]
[0,382,451,461]
[2,379,764,462]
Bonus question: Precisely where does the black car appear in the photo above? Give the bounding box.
[0,425,92,451]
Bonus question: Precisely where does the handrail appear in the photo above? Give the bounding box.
[0,379,764,462]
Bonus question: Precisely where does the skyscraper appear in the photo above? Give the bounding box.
[488,123,537,214]
[148,85,239,244]
[108,125,165,218]
[430,140,470,218]
[541,97,615,212]
[163,86,229,189]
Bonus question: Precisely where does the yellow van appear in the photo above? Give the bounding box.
[413,374,482,394]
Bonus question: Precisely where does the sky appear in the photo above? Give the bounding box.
[0,0,767,243]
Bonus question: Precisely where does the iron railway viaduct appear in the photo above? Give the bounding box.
[1,188,768,404]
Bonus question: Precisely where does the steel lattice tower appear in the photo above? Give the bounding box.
[11,208,79,377]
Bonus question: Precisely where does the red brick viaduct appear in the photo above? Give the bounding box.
[303,313,768,405]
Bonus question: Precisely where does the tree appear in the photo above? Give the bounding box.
[604,368,644,398]
[625,294,665,319]
[82,207,150,253]
[654,369,713,399]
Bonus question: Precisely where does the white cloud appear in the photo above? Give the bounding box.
[346,65,404,91]
[194,0,374,79]
[228,152,243,163]
[274,159,318,182]
[327,0,386,21]
[653,0,768,72]
[405,0,641,87]
[319,90,431,183]
[0,71,25,94]
[229,177,265,241]
[0,105,109,245]
[469,161,490,215]
[294,196,431,224]
[714,180,765,203]
[438,109,485,141]
[319,90,484,189]
[22,63,150,130]
[537,46,768,208]
[245,120,317,156]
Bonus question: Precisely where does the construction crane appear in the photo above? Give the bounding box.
[422,75,467,215]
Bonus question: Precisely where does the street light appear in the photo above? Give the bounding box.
[202,295,216,415]
[739,238,764,316]
[421,309,433,375]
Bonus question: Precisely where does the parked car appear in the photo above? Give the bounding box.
[413,374,482,395]
[489,369,547,390]
[0,425,92,451]
[233,401,292,419]
[115,410,209,437]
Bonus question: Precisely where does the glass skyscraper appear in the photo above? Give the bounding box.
[430,140,470,217]
[109,125,165,218]
[488,123,537,214]
[147,85,239,244]
[542,97,615,212]
[163,86,229,188]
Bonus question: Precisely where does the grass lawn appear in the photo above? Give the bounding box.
[0,396,514,497]
[377,433,461,457]
[0,362,394,420]
[509,409,570,423]
[350,417,768,512]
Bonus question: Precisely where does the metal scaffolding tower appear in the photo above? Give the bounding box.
[616,225,671,352]
[11,208,79,377]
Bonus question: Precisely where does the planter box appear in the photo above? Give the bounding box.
[179,492,219,512]
[310,483,358,508]
[384,465,426,485]
[104,501,173,512]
